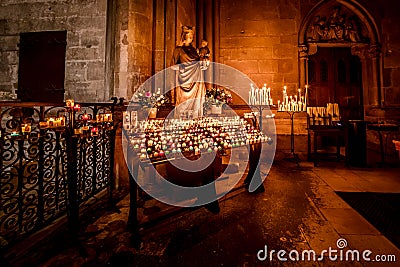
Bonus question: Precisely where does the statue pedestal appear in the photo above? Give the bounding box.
[148,108,157,119]
[210,104,222,115]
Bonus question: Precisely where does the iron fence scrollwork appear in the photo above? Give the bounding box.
[0,101,118,249]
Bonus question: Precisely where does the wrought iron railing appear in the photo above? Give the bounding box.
[0,101,118,249]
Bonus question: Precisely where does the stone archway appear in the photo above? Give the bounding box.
[298,0,382,115]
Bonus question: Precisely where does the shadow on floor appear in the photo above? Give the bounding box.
[336,192,400,249]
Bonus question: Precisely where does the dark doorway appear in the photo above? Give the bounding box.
[308,47,363,120]
[18,31,67,103]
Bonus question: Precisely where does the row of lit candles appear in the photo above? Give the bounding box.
[249,84,273,106]
[248,84,309,110]
[67,99,113,122]
[131,123,253,137]
[133,135,271,160]
[74,126,100,136]
[10,125,100,137]
[129,119,269,160]
[277,85,308,112]
[10,118,64,137]
[124,116,244,130]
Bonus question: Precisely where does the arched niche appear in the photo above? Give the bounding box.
[298,0,382,110]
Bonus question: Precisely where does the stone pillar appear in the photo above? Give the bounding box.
[367,44,383,107]
[127,0,153,98]
[213,0,220,62]
[115,0,129,100]
[166,0,177,104]
[105,0,117,100]
[153,0,166,92]
[196,0,205,47]
[298,44,309,89]
[212,0,220,87]
[351,45,368,117]
[153,0,165,73]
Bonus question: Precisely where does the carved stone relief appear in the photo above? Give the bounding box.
[306,5,369,43]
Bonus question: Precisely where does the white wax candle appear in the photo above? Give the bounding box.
[249,90,252,105]
[255,88,259,105]
[263,87,267,105]
[262,84,267,105]
[305,85,308,107]
[249,84,254,105]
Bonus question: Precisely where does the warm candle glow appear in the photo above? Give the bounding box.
[82,113,89,121]
[66,99,74,108]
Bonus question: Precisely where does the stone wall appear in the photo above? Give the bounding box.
[219,0,300,102]
[114,0,196,100]
[0,0,108,102]
[127,0,153,100]
[217,0,400,162]
[177,0,196,46]
[381,0,400,108]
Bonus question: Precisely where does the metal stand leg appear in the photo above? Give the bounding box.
[245,143,265,193]
[378,131,385,164]
[284,111,300,166]
[127,156,140,249]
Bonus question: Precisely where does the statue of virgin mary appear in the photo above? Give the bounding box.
[171,26,207,118]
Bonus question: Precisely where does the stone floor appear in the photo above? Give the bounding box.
[5,156,400,266]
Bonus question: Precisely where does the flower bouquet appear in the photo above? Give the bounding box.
[204,87,232,107]
[132,88,169,108]
[204,87,233,115]
[132,88,169,119]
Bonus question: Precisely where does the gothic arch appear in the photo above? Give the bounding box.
[299,0,380,46]
[298,0,383,109]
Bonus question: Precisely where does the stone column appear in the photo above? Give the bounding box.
[298,44,309,89]
[196,0,205,47]
[105,0,117,101]
[212,0,220,87]
[166,0,177,104]
[351,45,368,117]
[204,0,213,89]
[152,0,166,93]
[367,44,382,107]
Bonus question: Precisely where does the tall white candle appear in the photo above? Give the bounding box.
[305,85,308,107]
[255,87,259,105]
[249,84,255,105]
[249,84,252,104]
[283,86,287,102]
[262,84,267,105]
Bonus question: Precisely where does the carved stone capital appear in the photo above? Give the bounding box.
[298,45,309,59]
[308,44,318,56]
[350,44,368,59]
[368,44,382,59]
